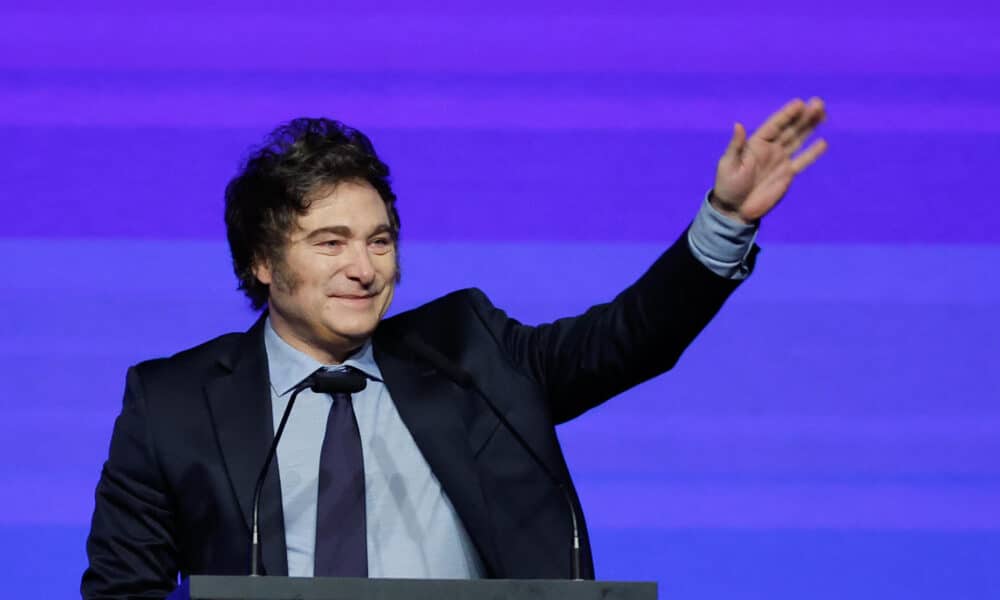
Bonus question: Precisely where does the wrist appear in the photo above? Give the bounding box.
[708,190,755,225]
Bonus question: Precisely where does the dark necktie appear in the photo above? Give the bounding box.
[314,385,368,577]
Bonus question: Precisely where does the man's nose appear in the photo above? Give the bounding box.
[344,242,376,285]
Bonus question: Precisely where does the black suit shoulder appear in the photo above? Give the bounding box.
[125,330,251,424]
[134,331,242,378]
[377,287,509,347]
[379,287,490,328]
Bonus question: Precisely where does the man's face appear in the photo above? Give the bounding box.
[254,180,397,363]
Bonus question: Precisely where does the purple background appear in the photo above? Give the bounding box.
[3,1,999,597]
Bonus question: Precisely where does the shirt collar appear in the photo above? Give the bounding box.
[264,317,383,397]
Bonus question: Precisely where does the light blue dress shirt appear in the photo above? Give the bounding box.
[263,196,756,579]
[688,194,759,278]
[264,324,485,578]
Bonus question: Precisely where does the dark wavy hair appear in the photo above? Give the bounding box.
[224,118,400,310]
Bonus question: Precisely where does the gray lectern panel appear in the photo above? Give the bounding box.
[169,575,656,600]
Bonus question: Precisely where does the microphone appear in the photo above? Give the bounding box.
[403,334,585,581]
[249,368,367,576]
[310,369,368,395]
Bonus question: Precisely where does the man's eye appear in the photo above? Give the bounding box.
[369,238,393,254]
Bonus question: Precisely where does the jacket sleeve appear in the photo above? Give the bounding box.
[472,229,754,423]
[82,366,179,599]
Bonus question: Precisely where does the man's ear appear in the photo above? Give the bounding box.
[253,259,273,286]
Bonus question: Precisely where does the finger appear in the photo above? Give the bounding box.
[754,98,805,142]
[791,138,829,173]
[795,98,827,136]
[777,111,809,148]
[722,122,747,160]
[784,98,827,154]
[805,97,827,125]
[784,119,823,155]
[786,126,820,156]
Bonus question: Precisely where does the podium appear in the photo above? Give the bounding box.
[168,576,656,600]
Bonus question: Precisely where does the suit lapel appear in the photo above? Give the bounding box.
[204,317,289,576]
[373,338,505,577]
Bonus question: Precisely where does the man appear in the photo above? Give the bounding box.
[82,98,826,598]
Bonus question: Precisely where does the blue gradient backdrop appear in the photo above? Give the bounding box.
[2,1,998,598]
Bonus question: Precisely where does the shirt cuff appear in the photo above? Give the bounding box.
[687,192,759,280]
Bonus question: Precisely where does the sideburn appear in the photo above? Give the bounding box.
[269,254,302,295]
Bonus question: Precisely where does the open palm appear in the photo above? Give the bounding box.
[712,98,828,224]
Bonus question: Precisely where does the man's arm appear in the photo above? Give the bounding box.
[466,228,746,423]
[82,367,179,599]
[470,98,827,422]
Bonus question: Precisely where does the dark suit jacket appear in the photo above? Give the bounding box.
[82,233,748,599]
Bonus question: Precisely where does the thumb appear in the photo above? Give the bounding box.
[722,122,746,161]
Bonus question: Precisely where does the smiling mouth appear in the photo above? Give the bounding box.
[330,293,378,305]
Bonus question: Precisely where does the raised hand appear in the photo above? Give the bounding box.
[711,98,827,224]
